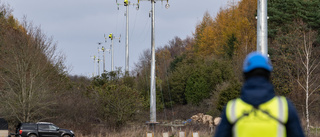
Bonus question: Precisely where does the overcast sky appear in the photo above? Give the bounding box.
[3,0,236,77]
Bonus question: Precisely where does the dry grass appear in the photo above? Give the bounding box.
[73,124,214,137]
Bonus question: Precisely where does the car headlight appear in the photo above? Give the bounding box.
[70,130,74,134]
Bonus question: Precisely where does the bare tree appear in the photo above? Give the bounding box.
[295,23,320,136]
[0,18,65,122]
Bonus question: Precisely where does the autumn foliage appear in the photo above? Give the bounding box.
[194,0,257,59]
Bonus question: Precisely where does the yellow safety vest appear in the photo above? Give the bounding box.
[226,96,288,137]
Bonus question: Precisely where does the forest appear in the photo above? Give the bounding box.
[0,0,320,136]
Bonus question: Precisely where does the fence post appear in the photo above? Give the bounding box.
[162,132,169,137]
[146,132,154,137]
[179,131,185,137]
[192,132,199,137]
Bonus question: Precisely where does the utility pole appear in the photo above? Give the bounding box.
[138,0,170,124]
[97,57,101,76]
[125,0,129,73]
[98,42,107,73]
[116,0,139,74]
[106,33,121,71]
[90,55,97,77]
[102,46,106,72]
[257,0,268,55]
[150,0,156,124]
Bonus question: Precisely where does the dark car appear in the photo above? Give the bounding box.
[15,122,74,137]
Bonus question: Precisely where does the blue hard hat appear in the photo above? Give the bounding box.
[243,52,273,73]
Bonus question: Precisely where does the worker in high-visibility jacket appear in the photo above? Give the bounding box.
[214,52,305,137]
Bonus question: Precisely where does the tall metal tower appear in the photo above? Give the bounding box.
[116,0,139,73]
[101,46,106,72]
[98,42,107,73]
[97,57,101,76]
[138,0,170,124]
[106,33,121,71]
[257,0,268,55]
[90,55,97,77]
[115,0,170,125]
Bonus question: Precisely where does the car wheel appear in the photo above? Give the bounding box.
[28,134,37,137]
[63,135,71,137]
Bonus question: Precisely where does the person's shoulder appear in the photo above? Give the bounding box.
[275,96,296,109]
[226,98,241,106]
[277,96,299,117]
[277,96,294,106]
